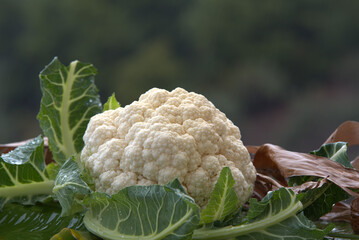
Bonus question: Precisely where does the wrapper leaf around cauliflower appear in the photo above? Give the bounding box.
[81,87,256,207]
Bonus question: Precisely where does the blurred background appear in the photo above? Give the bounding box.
[0,0,358,154]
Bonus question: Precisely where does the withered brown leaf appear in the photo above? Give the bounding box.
[320,202,351,222]
[324,121,359,146]
[253,144,359,197]
[351,198,359,234]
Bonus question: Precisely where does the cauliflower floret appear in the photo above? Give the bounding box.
[81,87,256,207]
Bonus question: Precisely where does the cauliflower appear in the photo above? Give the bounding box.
[81,87,256,207]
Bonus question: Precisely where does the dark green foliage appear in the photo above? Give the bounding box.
[0,136,54,209]
[0,202,85,240]
[193,188,334,240]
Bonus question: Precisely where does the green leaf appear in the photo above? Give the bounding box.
[311,142,351,168]
[0,202,85,240]
[246,188,301,222]
[290,142,351,220]
[53,157,92,216]
[0,135,54,209]
[236,212,334,240]
[200,167,239,224]
[166,178,187,194]
[37,57,102,165]
[103,93,121,111]
[83,185,200,240]
[80,166,96,191]
[46,162,62,180]
[50,228,98,240]
[192,188,333,240]
[298,183,349,221]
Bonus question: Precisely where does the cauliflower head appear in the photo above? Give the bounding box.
[81,87,256,207]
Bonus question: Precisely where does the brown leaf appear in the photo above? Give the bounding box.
[253,173,284,200]
[253,144,359,197]
[351,198,359,234]
[324,121,359,146]
[0,137,49,148]
[325,120,359,169]
[50,228,96,240]
[253,173,330,201]
[289,177,329,195]
[246,145,260,155]
[353,155,359,170]
[320,202,351,222]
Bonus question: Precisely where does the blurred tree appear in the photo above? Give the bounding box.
[0,0,358,152]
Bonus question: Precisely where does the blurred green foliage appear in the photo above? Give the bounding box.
[0,0,358,153]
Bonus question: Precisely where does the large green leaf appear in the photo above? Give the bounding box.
[53,157,92,216]
[200,167,239,224]
[83,186,200,240]
[290,142,351,220]
[0,202,85,240]
[192,188,333,240]
[37,57,102,164]
[0,135,54,209]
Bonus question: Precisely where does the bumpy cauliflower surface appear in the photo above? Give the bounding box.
[81,87,256,207]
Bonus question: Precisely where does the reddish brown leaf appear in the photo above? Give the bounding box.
[289,177,329,195]
[50,228,95,240]
[0,140,29,148]
[324,121,359,170]
[320,202,351,222]
[245,145,260,155]
[253,144,359,197]
[253,173,284,200]
[0,140,28,154]
[353,155,359,170]
[324,121,359,146]
[0,137,53,164]
[351,198,359,234]
[253,174,331,201]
